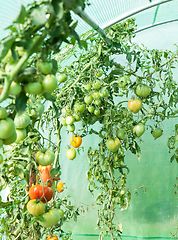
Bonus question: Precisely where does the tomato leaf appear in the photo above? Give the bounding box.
[15,92,28,114]
[0,35,15,61]
[51,0,64,19]
[13,5,26,24]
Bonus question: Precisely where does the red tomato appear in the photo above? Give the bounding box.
[29,184,53,203]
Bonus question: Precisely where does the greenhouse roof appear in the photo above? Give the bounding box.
[0,0,178,40]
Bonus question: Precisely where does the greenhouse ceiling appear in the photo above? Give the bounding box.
[0,0,178,41]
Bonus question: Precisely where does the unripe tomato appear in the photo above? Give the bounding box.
[38,61,53,75]
[42,74,58,93]
[94,99,101,106]
[15,128,27,144]
[25,82,43,95]
[116,128,126,139]
[60,116,67,126]
[87,105,94,113]
[38,208,62,228]
[27,199,45,216]
[0,154,3,164]
[96,69,103,77]
[66,148,76,160]
[0,118,16,139]
[67,124,75,132]
[0,107,8,119]
[106,138,120,152]
[152,128,163,139]
[57,73,67,83]
[73,113,81,122]
[14,112,30,129]
[29,184,53,203]
[100,87,109,98]
[127,99,142,114]
[133,123,145,137]
[9,81,22,96]
[70,135,82,148]
[135,84,151,97]
[94,109,100,116]
[3,130,17,145]
[83,83,91,91]
[84,95,93,104]
[93,80,101,89]
[0,139,3,148]
[29,102,45,118]
[66,115,75,125]
[36,149,55,166]
[118,75,130,88]
[92,91,100,99]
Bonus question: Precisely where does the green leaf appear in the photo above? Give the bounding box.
[0,35,15,61]
[13,5,26,24]
[15,92,28,114]
[51,0,64,19]
[31,6,47,26]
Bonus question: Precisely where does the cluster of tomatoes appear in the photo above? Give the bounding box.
[66,135,82,160]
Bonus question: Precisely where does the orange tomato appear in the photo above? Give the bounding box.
[69,135,82,148]
[57,181,64,193]
[47,234,58,240]
[38,165,53,187]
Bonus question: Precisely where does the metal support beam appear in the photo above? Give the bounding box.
[101,0,174,30]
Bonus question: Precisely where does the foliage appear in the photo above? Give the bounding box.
[0,1,177,240]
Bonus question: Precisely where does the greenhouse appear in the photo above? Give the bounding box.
[0,0,177,239]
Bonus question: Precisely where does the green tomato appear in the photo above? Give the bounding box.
[135,84,151,98]
[38,208,62,228]
[87,105,94,113]
[29,103,45,118]
[152,128,163,139]
[94,109,100,116]
[106,138,120,152]
[2,49,15,64]
[57,73,67,83]
[67,124,75,132]
[100,87,109,98]
[0,154,3,164]
[0,139,3,148]
[96,69,103,77]
[66,115,75,125]
[66,148,76,160]
[118,75,130,88]
[9,81,22,96]
[94,99,101,106]
[83,83,91,91]
[36,149,55,166]
[15,128,27,144]
[38,61,53,75]
[84,95,93,104]
[0,118,15,139]
[60,116,67,126]
[92,91,100,99]
[3,130,17,145]
[42,74,58,93]
[14,112,30,129]
[25,82,43,95]
[0,107,8,119]
[73,113,81,122]
[133,123,145,137]
[27,199,45,216]
[116,128,126,139]
[77,104,86,113]
[58,209,64,218]
[93,80,101,90]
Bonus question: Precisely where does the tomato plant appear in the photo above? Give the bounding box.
[29,184,53,203]
[36,149,55,166]
[127,98,142,113]
[66,148,76,160]
[27,199,45,216]
[70,135,82,148]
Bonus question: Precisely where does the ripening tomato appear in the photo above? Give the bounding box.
[36,149,55,166]
[42,74,58,93]
[57,182,64,193]
[38,208,62,228]
[133,123,145,137]
[38,165,53,187]
[0,118,16,139]
[47,234,58,240]
[14,112,30,129]
[106,138,120,152]
[135,84,151,98]
[151,128,163,139]
[127,99,142,114]
[27,199,45,216]
[66,148,76,160]
[70,135,82,148]
[29,184,53,203]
